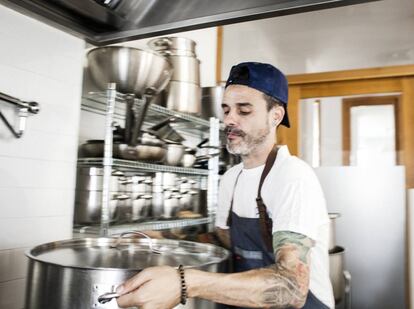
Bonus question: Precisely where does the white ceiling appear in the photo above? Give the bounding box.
[222,0,414,75]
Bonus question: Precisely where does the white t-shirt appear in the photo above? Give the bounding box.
[215,145,335,309]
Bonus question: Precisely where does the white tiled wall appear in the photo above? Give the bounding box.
[0,5,85,308]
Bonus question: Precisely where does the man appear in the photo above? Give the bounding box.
[116,62,334,309]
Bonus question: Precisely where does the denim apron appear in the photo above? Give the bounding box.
[224,145,329,309]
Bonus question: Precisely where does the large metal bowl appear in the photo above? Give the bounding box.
[86,46,173,96]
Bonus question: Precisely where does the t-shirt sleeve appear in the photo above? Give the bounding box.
[215,174,233,229]
[271,178,326,241]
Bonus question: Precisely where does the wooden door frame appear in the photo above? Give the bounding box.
[283,64,414,189]
[342,95,401,165]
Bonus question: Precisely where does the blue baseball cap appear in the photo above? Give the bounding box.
[225,62,290,128]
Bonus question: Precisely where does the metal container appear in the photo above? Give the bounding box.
[163,190,182,218]
[153,172,177,188]
[86,46,172,96]
[151,191,164,217]
[76,168,125,192]
[179,190,199,210]
[181,153,197,167]
[74,191,130,224]
[329,246,346,303]
[132,194,152,220]
[117,143,166,162]
[193,189,208,216]
[166,81,201,114]
[201,86,224,121]
[164,143,186,166]
[130,176,152,198]
[79,140,122,158]
[25,236,230,309]
[329,213,340,252]
[168,55,200,84]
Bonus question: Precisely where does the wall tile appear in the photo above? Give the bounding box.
[0,216,73,250]
[25,73,83,106]
[0,64,30,99]
[0,278,26,309]
[24,100,81,137]
[0,157,77,189]
[0,248,28,282]
[0,129,79,161]
[0,188,74,219]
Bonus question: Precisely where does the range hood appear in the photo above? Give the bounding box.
[0,0,378,45]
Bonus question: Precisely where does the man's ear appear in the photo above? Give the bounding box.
[272,105,285,127]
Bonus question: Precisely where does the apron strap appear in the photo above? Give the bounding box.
[257,145,279,252]
[226,145,279,252]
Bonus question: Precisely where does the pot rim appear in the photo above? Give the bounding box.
[329,245,345,255]
[25,237,230,271]
[86,46,172,66]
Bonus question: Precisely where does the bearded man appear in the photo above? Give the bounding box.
[116,62,334,309]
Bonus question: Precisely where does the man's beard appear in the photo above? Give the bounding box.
[225,123,271,156]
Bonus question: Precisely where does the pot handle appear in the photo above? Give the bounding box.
[148,116,177,131]
[111,231,162,254]
[195,151,221,162]
[197,137,220,150]
[343,270,352,309]
[154,37,172,47]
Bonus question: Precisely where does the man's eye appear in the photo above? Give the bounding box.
[223,110,230,115]
[239,110,251,115]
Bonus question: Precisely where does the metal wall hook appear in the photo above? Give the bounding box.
[0,91,40,138]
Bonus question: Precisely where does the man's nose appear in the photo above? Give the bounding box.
[223,111,237,127]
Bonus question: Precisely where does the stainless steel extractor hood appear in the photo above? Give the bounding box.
[0,0,378,45]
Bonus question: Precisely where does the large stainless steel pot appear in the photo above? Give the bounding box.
[25,235,230,309]
[74,191,131,224]
[76,167,126,192]
[201,86,224,121]
[166,81,201,114]
[168,55,200,84]
[86,46,172,97]
[329,246,345,304]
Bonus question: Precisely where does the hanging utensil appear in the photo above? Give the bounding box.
[148,116,185,143]
[129,88,156,146]
[124,94,135,143]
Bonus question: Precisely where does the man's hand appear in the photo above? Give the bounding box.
[116,266,181,309]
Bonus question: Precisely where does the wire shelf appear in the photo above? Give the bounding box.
[81,91,224,137]
[77,158,210,176]
[73,217,212,236]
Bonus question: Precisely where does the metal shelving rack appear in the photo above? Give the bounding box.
[76,84,221,236]
[81,91,224,138]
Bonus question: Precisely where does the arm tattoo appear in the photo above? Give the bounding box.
[215,227,231,249]
[260,231,314,308]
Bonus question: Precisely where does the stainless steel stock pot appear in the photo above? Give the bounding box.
[25,232,230,309]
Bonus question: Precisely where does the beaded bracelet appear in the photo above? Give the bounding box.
[178,264,187,305]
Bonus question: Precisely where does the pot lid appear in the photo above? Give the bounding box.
[26,237,229,271]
